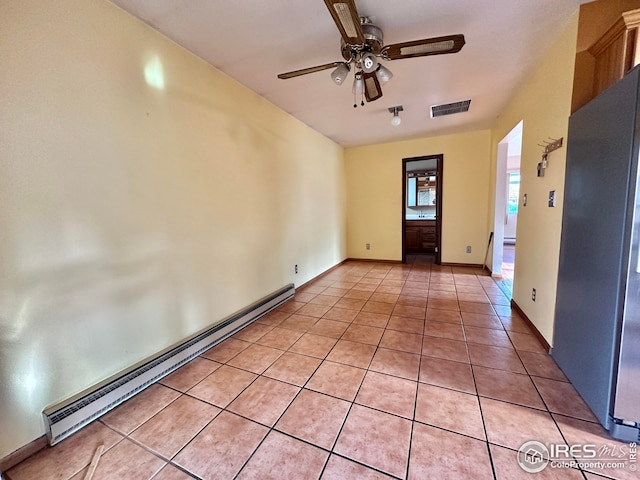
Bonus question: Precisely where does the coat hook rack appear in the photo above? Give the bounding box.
[537,136,563,177]
[542,137,563,155]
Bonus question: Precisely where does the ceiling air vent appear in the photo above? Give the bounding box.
[430,99,471,118]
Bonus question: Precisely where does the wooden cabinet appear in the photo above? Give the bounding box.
[590,9,640,99]
[406,227,421,249]
[421,225,436,249]
[405,220,436,252]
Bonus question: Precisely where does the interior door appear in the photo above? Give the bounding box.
[402,155,442,264]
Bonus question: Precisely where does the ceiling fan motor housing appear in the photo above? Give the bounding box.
[341,20,383,60]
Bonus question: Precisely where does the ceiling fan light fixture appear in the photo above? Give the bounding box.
[389,105,403,126]
[375,64,393,85]
[276,3,466,110]
[360,52,378,73]
[353,73,364,96]
[331,63,350,85]
[352,72,365,108]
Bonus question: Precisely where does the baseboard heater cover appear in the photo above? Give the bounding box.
[43,283,295,446]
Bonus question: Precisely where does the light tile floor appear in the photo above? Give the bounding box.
[6,260,636,480]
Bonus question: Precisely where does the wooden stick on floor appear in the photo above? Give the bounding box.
[83,444,104,480]
[483,231,494,272]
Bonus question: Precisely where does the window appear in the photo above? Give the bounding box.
[507,172,520,214]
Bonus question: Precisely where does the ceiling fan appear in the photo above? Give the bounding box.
[277,0,465,107]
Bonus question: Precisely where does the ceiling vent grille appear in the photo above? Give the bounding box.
[430,99,471,118]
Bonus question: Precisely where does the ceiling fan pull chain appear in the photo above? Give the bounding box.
[353,86,364,107]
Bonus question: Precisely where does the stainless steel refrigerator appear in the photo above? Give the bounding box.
[554,65,640,442]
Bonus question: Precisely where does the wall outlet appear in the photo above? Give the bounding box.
[466,245,472,254]
[294,264,298,274]
[366,243,371,250]
[532,288,536,302]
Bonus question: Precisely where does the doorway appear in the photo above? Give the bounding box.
[492,121,522,295]
[402,155,443,264]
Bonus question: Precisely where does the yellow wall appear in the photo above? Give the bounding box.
[345,130,492,263]
[490,13,579,344]
[0,0,345,457]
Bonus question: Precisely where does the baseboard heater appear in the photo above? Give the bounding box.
[43,283,295,446]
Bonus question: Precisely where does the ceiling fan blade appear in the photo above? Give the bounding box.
[362,71,382,102]
[277,61,344,79]
[323,0,365,46]
[382,34,465,60]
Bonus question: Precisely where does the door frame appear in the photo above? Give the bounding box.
[492,120,522,274]
[402,154,443,264]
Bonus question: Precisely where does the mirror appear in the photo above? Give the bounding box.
[407,170,437,207]
[417,173,437,206]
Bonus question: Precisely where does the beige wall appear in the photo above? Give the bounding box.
[490,13,579,344]
[345,130,492,263]
[0,0,346,457]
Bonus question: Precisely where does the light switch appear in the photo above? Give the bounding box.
[548,190,556,207]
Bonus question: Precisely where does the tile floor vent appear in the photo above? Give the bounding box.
[43,283,295,446]
[430,99,471,118]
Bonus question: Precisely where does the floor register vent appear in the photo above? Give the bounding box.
[43,284,295,446]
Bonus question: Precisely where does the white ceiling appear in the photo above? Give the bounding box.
[109,0,588,148]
